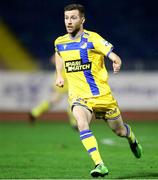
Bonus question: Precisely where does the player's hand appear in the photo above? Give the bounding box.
[108,52,122,74]
[56,76,64,87]
[113,60,121,74]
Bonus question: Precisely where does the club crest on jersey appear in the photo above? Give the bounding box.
[65,59,91,73]
[80,42,87,49]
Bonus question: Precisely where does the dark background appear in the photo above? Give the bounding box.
[0,0,158,70]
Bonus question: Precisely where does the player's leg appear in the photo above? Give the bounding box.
[30,100,50,121]
[67,109,78,130]
[30,91,61,122]
[107,115,142,158]
[72,105,108,177]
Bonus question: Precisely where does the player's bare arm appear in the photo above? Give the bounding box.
[108,52,122,73]
[55,52,64,87]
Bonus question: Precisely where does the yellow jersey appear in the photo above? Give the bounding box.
[54,29,113,98]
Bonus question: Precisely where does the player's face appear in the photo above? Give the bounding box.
[64,10,84,35]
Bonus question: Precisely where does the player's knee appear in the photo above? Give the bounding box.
[114,127,126,137]
[77,121,89,131]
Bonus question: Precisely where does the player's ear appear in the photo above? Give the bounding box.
[82,17,85,24]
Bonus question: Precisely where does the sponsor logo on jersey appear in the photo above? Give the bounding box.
[65,59,91,73]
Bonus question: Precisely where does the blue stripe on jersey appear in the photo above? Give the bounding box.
[107,46,114,57]
[80,36,100,95]
[56,42,94,51]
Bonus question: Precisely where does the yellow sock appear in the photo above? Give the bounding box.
[80,130,103,165]
[124,123,136,144]
[31,100,50,118]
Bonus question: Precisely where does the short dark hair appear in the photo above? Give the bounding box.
[64,4,85,17]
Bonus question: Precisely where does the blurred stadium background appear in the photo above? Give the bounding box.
[0,0,158,121]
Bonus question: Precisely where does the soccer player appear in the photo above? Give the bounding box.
[30,55,77,130]
[54,4,142,177]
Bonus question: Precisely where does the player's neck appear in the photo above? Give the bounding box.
[69,28,84,40]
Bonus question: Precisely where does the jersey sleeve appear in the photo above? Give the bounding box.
[54,38,59,52]
[92,33,113,57]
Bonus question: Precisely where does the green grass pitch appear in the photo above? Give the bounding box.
[0,120,158,179]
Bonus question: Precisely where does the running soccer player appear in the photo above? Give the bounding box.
[30,55,77,130]
[54,4,142,177]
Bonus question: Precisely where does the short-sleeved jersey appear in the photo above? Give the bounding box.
[54,29,113,98]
